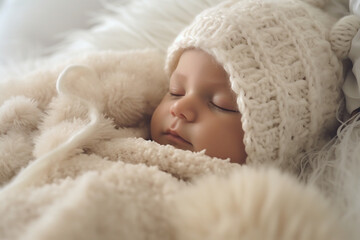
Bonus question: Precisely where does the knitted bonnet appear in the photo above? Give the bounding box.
[165,0,346,172]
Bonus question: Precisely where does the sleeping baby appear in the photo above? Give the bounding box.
[151,0,345,173]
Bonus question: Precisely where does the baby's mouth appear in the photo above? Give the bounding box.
[164,130,192,147]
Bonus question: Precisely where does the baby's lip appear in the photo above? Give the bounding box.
[165,129,192,146]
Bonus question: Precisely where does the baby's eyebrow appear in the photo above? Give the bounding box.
[172,71,227,88]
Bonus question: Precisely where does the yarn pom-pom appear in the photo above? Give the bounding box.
[330,15,360,59]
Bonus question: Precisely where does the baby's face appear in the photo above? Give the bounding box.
[150,49,246,164]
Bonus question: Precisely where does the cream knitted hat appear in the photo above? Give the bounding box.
[165,0,346,172]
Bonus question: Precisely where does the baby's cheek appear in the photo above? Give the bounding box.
[197,117,244,161]
[150,111,160,141]
[150,102,169,140]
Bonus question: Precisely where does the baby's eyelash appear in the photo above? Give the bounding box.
[210,102,239,113]
[169,92,183,97]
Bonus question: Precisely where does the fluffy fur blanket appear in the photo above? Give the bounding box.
[0,49,349,240]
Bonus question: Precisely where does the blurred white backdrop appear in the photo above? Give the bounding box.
[0,0,349,78]
[0,0,106,64]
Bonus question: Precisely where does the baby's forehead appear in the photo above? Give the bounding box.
[174,50,225,77]
[177,49,227,75]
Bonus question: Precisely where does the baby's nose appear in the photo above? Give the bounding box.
[170,96,197,122]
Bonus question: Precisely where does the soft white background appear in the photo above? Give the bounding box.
[0,0,348,67]
[0,0,109,64]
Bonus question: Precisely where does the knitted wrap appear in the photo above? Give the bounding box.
[165,0,343,172]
